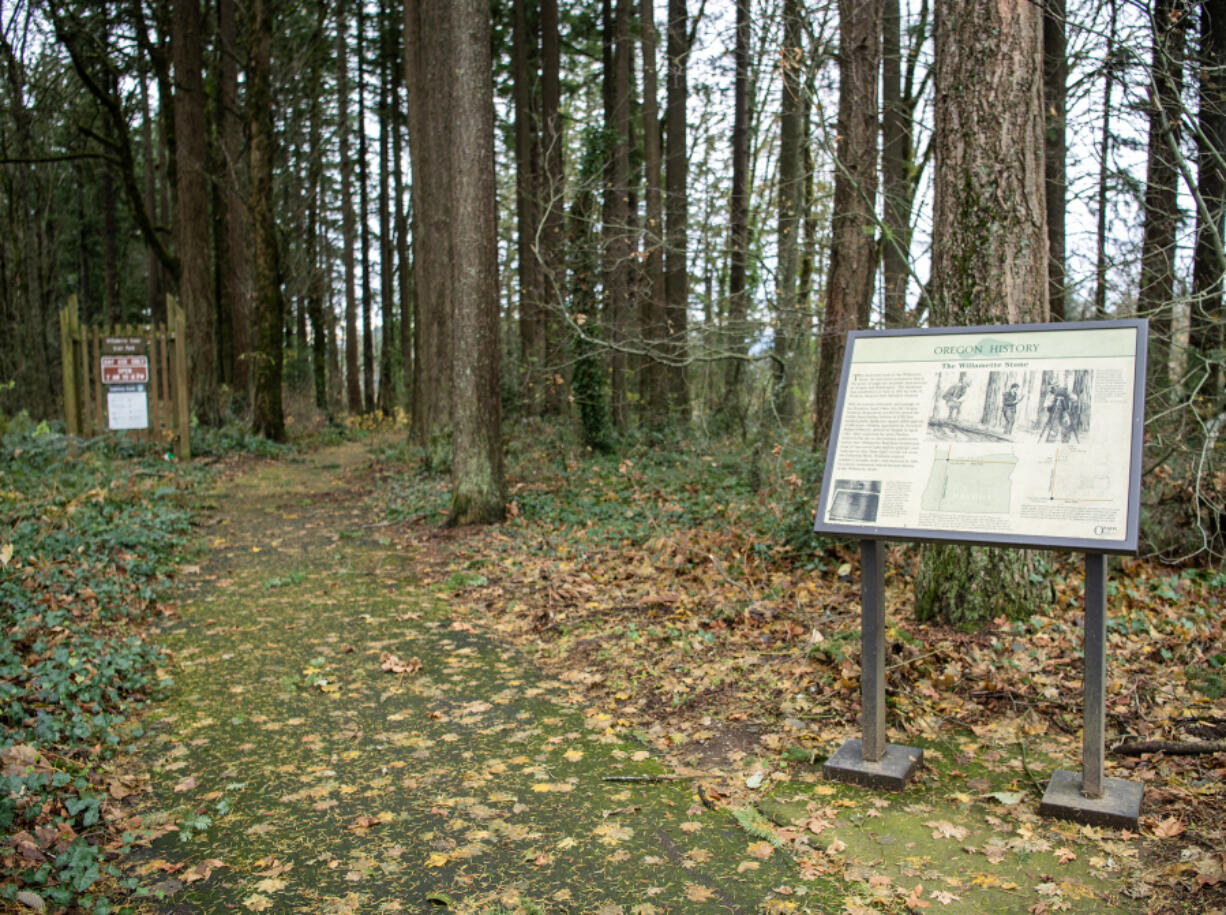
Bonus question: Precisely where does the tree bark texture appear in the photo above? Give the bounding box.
[405,0,453,456]
[813,0,881,451]
[249,0,284,441]
[539,0,566,416]
[664,0,690,418]
[358,2,376,413]
[916,0,1049,628]
[723,0,751,430]
[512,0,544,414]
[772,0,804,421]
[173,0,219,424]
[1138,0,1186,401]
[1191,0,1226,403]
[218,0,252,394]
[639,0,669,426]
[1043,0,1067,321]
[446,0,506,525]
[378,0,396,415]
[338,0,362,414]
[603,0,633,431]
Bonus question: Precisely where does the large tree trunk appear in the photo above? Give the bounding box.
[1043,0,1067,321]
[358,2,376,413]
[603,0,633,431]
[378,0,396,415]
[664,0,690,419]
[218,0,252,394]
[307,0,328,412]
[1138,0,1186,405]
[639,0,668,426]
[772,0,804,421]
[540,0,566,416]
[173,0,219,424]
[1190,0,1226,403]
[915,0,1049,629]
[512,0,545,414]
[338,0,362,414]
[249,0,284,441]
[446,0,505,525]
[813,0,881,449]
[1093,0,1118,321]
[722,0,751,431]
[405,0,453,460]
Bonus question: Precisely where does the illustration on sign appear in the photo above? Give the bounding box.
[814,321,1147,551]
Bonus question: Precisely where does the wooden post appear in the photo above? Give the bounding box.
[148,324,161,444]
[90,326,104,435]
[59,297,81,437]
[169,295,191,459]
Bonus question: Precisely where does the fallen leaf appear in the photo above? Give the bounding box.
[1152,816,1185,839]
[0,543,13,567]
[182,859,224,884]
[1054,847,1077,864]
[685,883,717,902]
[905,883,930,911]
[379,652,421,675]
[173,776,197,793]
[242,894,272,912]
[253,877,287,893]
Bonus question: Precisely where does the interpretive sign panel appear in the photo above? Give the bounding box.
[814,320,1148,552]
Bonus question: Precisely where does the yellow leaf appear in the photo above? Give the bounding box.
[0,543,12,566]
[685,883,717,902]
[563,749,584,762]
[737,860,760,873]
[253,878,286,894]
[242,894,273,912]
[425,852,450,867]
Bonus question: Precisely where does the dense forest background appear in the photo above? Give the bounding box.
[0,0,1222,561]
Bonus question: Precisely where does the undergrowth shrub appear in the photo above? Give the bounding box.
[0,426,194,911]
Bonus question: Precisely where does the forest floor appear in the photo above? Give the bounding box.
[107,427,1226,914]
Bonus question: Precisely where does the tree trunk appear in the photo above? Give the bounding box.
[639,0,668,426]
[378,0,396,415]
[358,2,375,413]
[540,0,566,416]
[249,0,285,441]
[512,0,544,414]
[218,0,252,395]
[308,0,328,412]
[603,0,633,431]
[173,0,219,424]
[446,0,505,525]
[392,26,413,412]
[338,0,362,414]
[915,0,1049,629]
[664,0,690,419]
[1190,0,1226,403]
[773,0,804,421]
[1093,0,1118,321]
[405,0,453,460]
[1138,0,1186,404]
[1043,0,1067,321]
[722,0,751,431]
[813,0,881,449]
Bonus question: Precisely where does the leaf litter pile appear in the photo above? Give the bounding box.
[369,423,1226,913]
[13,425,1219,913]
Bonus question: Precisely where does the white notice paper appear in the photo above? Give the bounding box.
[107,384,149,430]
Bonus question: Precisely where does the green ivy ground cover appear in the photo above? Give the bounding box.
[1,429,197,912]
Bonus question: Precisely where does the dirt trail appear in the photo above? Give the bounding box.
[123,439,823,913]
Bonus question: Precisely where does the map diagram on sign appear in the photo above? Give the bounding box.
[921,446,1018,514]
[1035,447,1113,503]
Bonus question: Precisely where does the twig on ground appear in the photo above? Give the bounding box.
[601,774,704,783]
[1111,739,1226,756]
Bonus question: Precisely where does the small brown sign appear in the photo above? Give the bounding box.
[100,355,149,384]
[102,336,145,356]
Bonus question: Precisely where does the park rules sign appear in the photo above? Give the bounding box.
[814,320,1148,553]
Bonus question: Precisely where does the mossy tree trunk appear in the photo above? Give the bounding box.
[446,0,506,526]
[918,0,1050,628]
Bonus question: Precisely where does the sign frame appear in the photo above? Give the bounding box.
[813,319,1148,554]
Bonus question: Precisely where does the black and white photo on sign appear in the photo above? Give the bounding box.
[927,369,1093,444]
[827,479,882,523]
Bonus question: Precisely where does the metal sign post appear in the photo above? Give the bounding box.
[822,539,923,789]
[1038,552,1143,828]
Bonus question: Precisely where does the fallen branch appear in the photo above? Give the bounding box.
[1111,739,1226,757]
[601,774,704,783]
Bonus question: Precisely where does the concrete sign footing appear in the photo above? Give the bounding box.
[823,738,923,792]
[1039,769,1143,830]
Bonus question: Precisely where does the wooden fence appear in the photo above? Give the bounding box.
[58,294,191,459]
